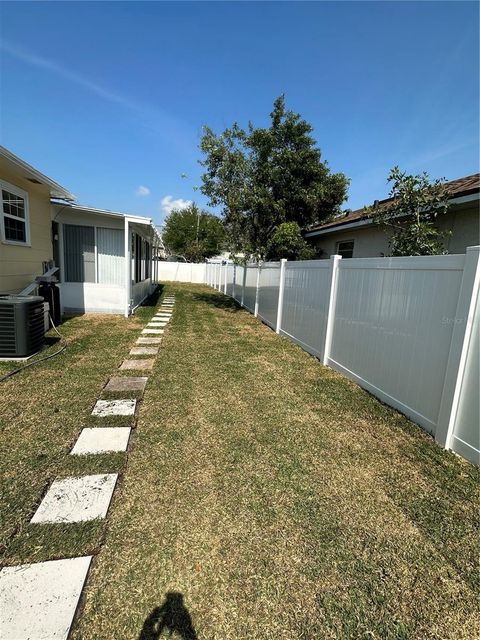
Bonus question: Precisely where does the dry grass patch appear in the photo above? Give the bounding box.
[68,284,479,640]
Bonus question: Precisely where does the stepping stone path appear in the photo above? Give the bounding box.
[71,427,131,455]
[31,474,118,523]
[92,398,136,416]
[130,346,159,355]
[3,294,175,638]
[136,336,162,344]
[105,376,148,392]
[0,556,92,640]
[120,358,155,370]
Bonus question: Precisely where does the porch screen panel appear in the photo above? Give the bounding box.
[64,224,95,283]
[97,227,124,285]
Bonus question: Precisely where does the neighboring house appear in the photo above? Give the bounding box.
[0,145,75,294]
[305,173,480,258]
[1,146,162,316]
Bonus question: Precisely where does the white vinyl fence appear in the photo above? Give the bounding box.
[206,248,480,465]
[158,262,206,284]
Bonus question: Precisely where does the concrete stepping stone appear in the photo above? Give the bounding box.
[147,322,166,327]
[31,474,118,523]
[92,399,136,416]
[0,556,92,640]
[104,376,148,392]
[120,359,155,370]
[155,313,171,317]
[71,427,131,455]
[136,337,162,344]
[129,346,159,355]
[142,328,164,334]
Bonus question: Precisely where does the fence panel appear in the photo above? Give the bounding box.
[328,255,465,435]
[450,287,479,464]
[280,260,332,360]
[226,264,235,296]
[158,262,206,283]
[233,265,244,304]
[257,262,281,329]
[243,264,259,313]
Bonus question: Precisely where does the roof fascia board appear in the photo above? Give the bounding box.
[1,146,75,200]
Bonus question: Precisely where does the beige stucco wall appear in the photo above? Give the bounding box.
[0,166,53,293]
[312,202,479,258]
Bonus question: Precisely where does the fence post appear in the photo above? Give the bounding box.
[323,254,342,366]
[276,259,287,334]
[232,265,236,300]
[241,265,247,307]
[254,263,261,317]
[436,245,480,450]
[224,264,228,295]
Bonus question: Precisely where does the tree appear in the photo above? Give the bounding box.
[200,96,349,259]
[265,222,315,261]
[367,167,451,256]
[163,204,225,262]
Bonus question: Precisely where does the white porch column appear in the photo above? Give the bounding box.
[124,218,131,318]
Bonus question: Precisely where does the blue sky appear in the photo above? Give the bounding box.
[0,1,478,226]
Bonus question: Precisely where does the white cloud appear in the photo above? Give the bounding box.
[160,195,192,216]
[136,185,150,197]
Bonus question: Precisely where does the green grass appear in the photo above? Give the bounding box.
[0,287,163,564]
[1,283,479,639]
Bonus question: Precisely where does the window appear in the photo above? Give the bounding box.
[336,240,354,259]
[132,233,151,283]
[1,180,30,245]
[64,224,95,282]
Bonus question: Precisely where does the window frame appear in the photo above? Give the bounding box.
[0,179,31,246]
[336,239,355,259]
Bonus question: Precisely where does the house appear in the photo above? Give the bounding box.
[0,145,75,294]
[51,202,162,316]
[1,146,162,316]
[305,173,480,258]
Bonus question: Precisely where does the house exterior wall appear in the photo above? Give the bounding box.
[54,207,126,314]
[53,206,155,315]
[0,167,53,293]
[311,203,479,258]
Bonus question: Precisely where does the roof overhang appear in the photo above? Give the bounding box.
[52,200,162,244]
[0,146,75,200]
[305,191,480,239]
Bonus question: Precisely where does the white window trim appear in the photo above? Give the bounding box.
[0,178,31,246]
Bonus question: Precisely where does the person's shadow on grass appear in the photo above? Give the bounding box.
[138,592,198,640]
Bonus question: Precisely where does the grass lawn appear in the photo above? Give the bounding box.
[1,284,479,639]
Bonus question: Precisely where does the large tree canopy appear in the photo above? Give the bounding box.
[163,204,225,262]
[200,96,349,259]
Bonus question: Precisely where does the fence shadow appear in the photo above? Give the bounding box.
[138,592,198,640]
[192,291,241,312]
